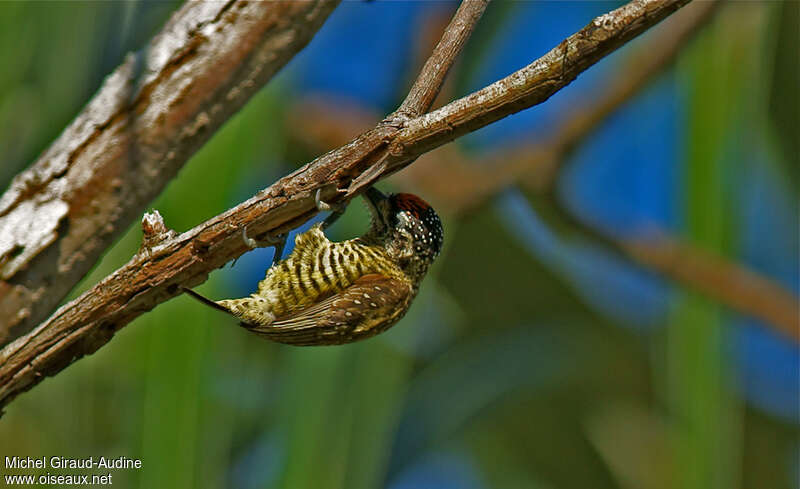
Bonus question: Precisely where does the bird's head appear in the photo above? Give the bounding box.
[362,187,443,277]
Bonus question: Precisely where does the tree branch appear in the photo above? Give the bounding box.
[0,0,340,344]
[0,0,691,413]
[622,235,800,341]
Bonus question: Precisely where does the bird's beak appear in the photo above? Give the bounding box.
[363,187,389,229]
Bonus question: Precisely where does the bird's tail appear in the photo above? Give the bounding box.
[181,287,231,314]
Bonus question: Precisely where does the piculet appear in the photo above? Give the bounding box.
[184,187,443,346]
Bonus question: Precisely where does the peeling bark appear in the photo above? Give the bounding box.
[0,0,339,344]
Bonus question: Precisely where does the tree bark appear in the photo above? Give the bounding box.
[0,0,340,344]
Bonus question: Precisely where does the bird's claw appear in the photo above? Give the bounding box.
[315,188,332,212]
[242,228,286,249]
[315,189,348,230]
[315,188,346,213]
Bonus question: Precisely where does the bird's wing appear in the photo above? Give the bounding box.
[249,273,413,346]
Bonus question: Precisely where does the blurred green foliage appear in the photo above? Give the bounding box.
[0,2,797,489]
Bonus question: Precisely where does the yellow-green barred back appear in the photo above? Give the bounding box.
[219,224,405,325]
[184,188,443,346]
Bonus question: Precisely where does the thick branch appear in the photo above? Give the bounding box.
[0,0,690,412]
[0,0,339,344]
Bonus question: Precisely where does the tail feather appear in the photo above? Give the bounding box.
[182,287,231,314]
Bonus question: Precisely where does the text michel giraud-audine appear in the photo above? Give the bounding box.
[5,456,141,470]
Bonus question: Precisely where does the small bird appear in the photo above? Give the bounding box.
[184,187,443,346]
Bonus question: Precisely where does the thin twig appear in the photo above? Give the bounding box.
[393,0,490,119]
[0,0,340,344]
[0,0,691,412]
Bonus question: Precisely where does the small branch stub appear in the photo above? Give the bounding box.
[140,210,176,253]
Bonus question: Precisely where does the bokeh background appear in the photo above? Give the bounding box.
[0,1,797,488]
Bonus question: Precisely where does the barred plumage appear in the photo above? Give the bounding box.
[184,187,443,346]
